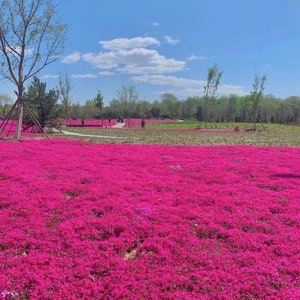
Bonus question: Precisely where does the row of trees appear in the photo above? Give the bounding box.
[68,71,298,127]
[101,91,300,125]
[1,76,300,131]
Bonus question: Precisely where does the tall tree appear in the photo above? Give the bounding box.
[116,86,138,127]
[226,95,238,122]
[150,100,161,119]
[161,93,179,119]
[69,102,81,120]
[284,96,300,123]
[136,100,152,118]
[24,76,59,128]
[203,64,223,127]
[108,99,122,119]
[182,96,201,119]
[0,0,66,139]
[259,94,279,123]
[83,100,96,120]
[59,72,72,124]
[250,74,266,130]
[94,90,104,126]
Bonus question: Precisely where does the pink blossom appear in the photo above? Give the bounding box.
[0,139,299,298]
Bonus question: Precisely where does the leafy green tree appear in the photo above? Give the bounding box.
[161,93,179,119]
[69,102,81,120]
[59,72,72,123]
[181,96,201,119]
[276,96,300,124]
[203,65,223,127]
[196,105,204,121]
[82,100,96,120]
[135,100,152,118]
[226,95,238,122]
[0,0,66,139]
[284,96,300,122]
[151,100,161,119]
[259,94,280,123]
[108,99,122,119]
[24,76,59,128]
[213,97,226,122]
[250,74,266,130]
[94,90,104,125]
[116,86,138,127]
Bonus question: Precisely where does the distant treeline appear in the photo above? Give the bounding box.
[70,93,300,124]
[1,92,300,125]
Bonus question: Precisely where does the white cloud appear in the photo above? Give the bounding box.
[133,74,205,87]
[99,37,160,50]
[71,73,97,79]
[83,52,119,69]
[164,36,179,45]
[217,84,247,96]
[187,54,209,61]
[134,75,206,98]
[41,74,59,79]
[99,71,114,76]
[152,22,160,27]
[61,52,81,64]
[153,88,203,98]
[133,74,247,97]
[116,48,185,74]
[83,46,185,74]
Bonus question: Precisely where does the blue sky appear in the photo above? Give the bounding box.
[4,0,300,105]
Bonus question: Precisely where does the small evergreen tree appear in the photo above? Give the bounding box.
[94,90,104,126]
[24,77,59,128]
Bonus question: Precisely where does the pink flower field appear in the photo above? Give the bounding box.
[0,138,299,299]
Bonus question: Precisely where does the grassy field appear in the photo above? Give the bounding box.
[52,121,300,146]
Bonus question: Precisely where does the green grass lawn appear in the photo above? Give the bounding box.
[51,120,300,146]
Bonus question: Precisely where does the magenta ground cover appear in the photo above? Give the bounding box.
[0,139,299,299]
[0,120,45,138]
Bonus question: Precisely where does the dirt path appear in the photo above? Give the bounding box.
[58,129,140,140]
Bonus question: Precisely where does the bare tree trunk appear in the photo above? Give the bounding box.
[14,97,23,140]
[14,83,25,139]
[204,97,209,128]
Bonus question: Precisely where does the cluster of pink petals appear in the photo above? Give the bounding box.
[0,121,44,138]
[0,139,299,299]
